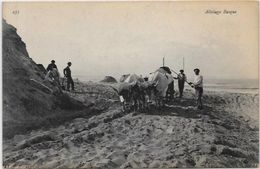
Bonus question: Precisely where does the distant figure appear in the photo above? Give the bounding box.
[176,69,187,98]
[63,62,74,91]
[189,68,203,110]
[46,60,57,71]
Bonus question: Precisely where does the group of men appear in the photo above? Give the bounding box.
[45,60,203,109]
[45,60,75,91]
[176,68,203,110]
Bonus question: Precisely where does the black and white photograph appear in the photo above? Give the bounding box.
[2,1,259,168]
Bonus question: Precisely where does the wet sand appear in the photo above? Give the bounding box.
[3,81,259,168]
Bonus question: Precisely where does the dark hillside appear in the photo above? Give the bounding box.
[2,20,86,139]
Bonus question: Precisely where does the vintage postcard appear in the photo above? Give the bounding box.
[2,1,259,168]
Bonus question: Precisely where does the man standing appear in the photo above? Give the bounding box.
[189,68,203,110]
[63,62,74,91]
[176,69,187,98]
[46,60,57,71]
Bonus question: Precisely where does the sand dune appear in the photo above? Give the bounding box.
[3,81,259,168]
[2,19,259,168]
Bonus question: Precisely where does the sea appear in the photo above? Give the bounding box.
[74,75,259,94]
[200,79,259,94]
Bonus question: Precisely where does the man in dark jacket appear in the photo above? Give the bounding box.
[46,60,57,71]
[176,69,187,98]
[63,62,74,91]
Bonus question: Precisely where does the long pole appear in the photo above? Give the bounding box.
[163,57,165,67]
[183,57,185,70]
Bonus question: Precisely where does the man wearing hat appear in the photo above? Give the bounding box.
[46,60,57,71]
[63,62,74,91]
[176,69,187,98]
[189,68,203,109]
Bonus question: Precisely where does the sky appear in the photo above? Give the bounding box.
[3,1,259,80]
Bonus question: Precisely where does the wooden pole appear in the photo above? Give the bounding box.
[163,57,165,67]
[183,57,185,70]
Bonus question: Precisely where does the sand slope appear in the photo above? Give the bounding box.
[2,20,259,168]
[3,81,259,168]
[2,20,92,139]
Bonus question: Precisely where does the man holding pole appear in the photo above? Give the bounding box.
[189,68,203,110]
[176,69,187,98]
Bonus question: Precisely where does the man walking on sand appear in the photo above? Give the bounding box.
[63,62,74,91]
[176,69,187,98]
[189,68,203,110]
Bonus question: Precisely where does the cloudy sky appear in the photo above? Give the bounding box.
[3,1,259,80]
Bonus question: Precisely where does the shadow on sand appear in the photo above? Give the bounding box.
[139,97,219,120]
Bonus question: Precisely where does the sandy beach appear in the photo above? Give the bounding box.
[3,80,259,168]
[2,11,259,168]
